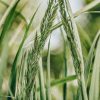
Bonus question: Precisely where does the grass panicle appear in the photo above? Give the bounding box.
[7,7,38,99]
[15,0,58,99]
[58,0,88,100]
[0,0,100,100]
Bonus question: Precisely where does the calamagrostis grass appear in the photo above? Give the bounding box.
[16,0,58,99]
[58,0,88,100]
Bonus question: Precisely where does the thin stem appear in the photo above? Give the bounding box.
[37,75,77,91]
[39,57,46,100]
[46,35,51,100]
[63,44,67,100]
[60,27,67,100]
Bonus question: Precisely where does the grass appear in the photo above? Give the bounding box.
[89,30,100,100]
[58,0,88,99]
[0,0,100,100]
[46,35,51,100]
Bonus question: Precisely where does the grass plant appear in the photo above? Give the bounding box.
[0,0,100,100]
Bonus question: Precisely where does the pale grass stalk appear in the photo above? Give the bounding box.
[65,1,88,100]
[46,35,51,100]
[39,57,46,100]
[74,0,100,17]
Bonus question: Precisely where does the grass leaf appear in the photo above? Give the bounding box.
[85,30,100,84]
[46,35,51,100]
[58,0,88,99]
[7,8,38,99]
[89,30,100,100]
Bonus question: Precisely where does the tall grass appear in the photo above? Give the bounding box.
[58,0,88,99]
[0,0,100,100]
[15,0,58,99]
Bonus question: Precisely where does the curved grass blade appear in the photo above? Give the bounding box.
[0,0,20,29]
[0,0,20,99]
[58,0,88,100]
[7,8,38,99]
[89,30,100,100]
[77,23,91,58]
[85,30,100,85]
[0,0,27,24]
[0,0,20,45]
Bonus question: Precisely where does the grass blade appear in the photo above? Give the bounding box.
[63,44,67,100]
[0,0,20,98]
[51,0,100,32]
[51,75,77,87]
[60,27,68,100]
[46,35,51,100]
[0,0,20,44]
[74,0,100,17]
[7,8,38,99]
[15,1,58,99]
[39,57,46,100]
[37,75,77,91]
[85,30,100,85]
[0,0,27,24]
[89,30,100,100]
[0,0,19,29]
[0,35,9,96]
[58,0,88,99]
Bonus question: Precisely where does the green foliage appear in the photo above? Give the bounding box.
[0,0,100,100]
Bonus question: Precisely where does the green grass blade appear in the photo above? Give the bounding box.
[0,0,27,24]
[58,0,88,100]
[38,0,58,99]
[0,0,20,44]
[51,75,77,87]
[46,35,51,100]
[85,31,100,85]
[77,23,91,58]
[15,1,58,99]
[0,0,19,29]
[37,75,77,91]
[7,8,38,99]
[0,35,9,97]
[60,27,68,100]
[0,0,20,99]
[89,30,100,100]
[63,46,67,100]
[39,57,46,100]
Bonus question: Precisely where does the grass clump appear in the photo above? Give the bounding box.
[0,0,100,100]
